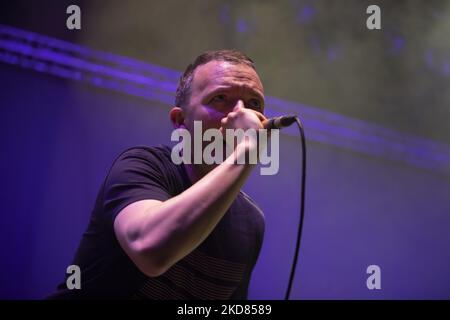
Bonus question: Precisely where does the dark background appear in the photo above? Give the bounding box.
[1,0,449,299]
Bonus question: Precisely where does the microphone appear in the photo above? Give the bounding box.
[263,115,298,129]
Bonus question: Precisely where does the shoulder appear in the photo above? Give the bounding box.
[101,145,174,192]
[104,145,190,196]
[114,145,173,164]
[107,145,174,177]
[98,145,182,225]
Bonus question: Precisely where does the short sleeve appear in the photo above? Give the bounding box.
[101,147,173,226]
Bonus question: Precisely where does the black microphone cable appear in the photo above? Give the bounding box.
[267,115,306,300]
[262,114,307,300]
[282,116,307,300]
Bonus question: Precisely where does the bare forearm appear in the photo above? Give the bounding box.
[136,144,255,272]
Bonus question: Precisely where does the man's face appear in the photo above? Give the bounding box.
[183,60,265,133]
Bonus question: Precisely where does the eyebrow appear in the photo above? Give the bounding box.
[204,86,265,105]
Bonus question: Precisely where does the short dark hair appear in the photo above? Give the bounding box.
[175,49,256,107]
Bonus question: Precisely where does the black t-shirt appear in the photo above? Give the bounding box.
[48,145,265,299]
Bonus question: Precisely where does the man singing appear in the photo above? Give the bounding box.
[49,50,267,299]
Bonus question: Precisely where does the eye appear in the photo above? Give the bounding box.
[247,98,262,111]
[211,94,227,103]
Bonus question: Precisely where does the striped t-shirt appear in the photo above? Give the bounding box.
[49,145,265,299]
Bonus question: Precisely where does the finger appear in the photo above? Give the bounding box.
[221,117,227,125]
[227,112,237,119]
[252,110,268,122]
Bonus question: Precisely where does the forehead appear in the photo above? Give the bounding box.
[191,60,264,97]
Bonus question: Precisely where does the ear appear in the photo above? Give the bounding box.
[169,107,186,129]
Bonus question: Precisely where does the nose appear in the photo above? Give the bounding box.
[232,99,245,112]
